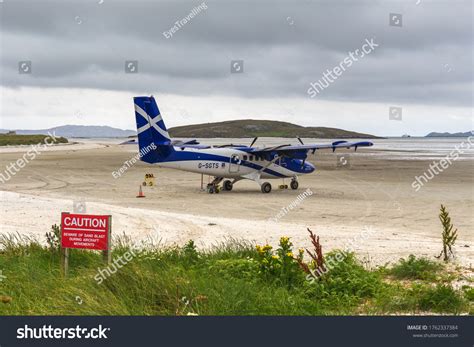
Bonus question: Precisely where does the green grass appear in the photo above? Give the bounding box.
[418,284,466,313]
[0,134,68,146]
[0,232,471,316]
[388,254,444,281]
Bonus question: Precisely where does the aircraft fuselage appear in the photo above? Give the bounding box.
[154,146,315,179]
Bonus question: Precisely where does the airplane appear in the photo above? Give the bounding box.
[132,95,373,194]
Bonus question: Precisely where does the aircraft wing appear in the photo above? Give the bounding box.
[176,144,211,149]
[171,139,212,149]
[249,140,373,155]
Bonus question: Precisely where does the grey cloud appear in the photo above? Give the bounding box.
[0,0,472,107]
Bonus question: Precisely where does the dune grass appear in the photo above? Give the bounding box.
[388,254,444,281]
[0,230,471,316]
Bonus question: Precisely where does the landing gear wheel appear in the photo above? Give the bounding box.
[223,180,233,191]
[261,182,272,193]
[290,180,299,190]
[207,185,215,194]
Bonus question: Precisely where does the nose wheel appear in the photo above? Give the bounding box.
[290,179,299,190]
[207,177,224,194]
[207,184,220,194]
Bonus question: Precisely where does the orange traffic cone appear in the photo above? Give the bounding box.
[136,185,145,198]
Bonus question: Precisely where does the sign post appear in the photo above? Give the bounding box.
[60,212,112,276]
[102,217,112,265]
[61,246,69,277]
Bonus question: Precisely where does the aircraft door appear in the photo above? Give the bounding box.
[229,154,241,173]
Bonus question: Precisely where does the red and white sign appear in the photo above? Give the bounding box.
[61,213,110,250]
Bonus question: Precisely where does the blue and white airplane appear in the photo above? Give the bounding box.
[133,96,373,194]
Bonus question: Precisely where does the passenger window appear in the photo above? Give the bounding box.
[243,155,248,160]
[250,156,254,161]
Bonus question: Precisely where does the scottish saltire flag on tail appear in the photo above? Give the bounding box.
[133,96,174,163]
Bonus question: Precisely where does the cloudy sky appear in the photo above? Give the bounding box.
[0,0,472,136]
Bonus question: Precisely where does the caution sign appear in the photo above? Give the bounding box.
[61,213,111,250]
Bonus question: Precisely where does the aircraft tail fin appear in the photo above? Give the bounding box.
[133,96,174,163]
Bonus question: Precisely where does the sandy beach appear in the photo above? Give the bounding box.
[0,138,472,267]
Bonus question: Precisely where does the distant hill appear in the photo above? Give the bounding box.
[0,120,380,139]
[426,131,473,138]
[169,119,379,138]
[0,125,136,138]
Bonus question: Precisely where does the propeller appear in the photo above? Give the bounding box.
[297,137,307,168]
[249,137,258,147]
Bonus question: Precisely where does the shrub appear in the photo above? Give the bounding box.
[255,237,304,287]
[320,252,383,298]
[45,224,61,252]
[436,205,458,262]
[390,255,442,281]
[461,286,474,301]
[418,284,466,313]
[296,228,325,278]
[209,258,259,281]
[181,240,199,266]
[302,252,385,312]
